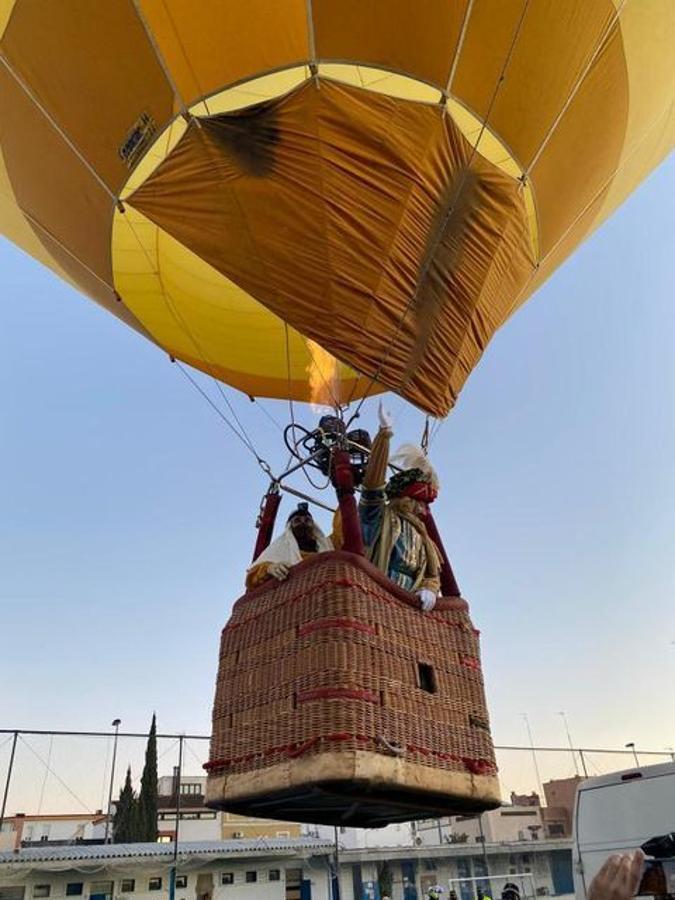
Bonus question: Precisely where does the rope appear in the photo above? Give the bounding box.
[174,362,272,477]
[158,0,211,115]
[249,397,284,435]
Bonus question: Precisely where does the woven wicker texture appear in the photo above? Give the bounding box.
[207,552,496,780]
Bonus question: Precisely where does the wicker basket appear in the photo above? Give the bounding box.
[205,551,500,826]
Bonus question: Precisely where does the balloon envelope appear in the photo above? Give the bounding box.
[0,1,672,415]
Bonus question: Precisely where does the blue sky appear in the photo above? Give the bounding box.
[1,156,674,786]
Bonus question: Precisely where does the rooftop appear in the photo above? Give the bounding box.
[0,837,334,868]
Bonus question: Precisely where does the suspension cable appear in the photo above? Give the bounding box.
[174,361,272,478]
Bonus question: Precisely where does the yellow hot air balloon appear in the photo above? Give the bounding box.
[1,1,672,416]
[1,0,673,828]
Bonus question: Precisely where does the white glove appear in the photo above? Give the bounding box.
[417,588,437,612]
[268,562,289,581]
[378,400,393,431]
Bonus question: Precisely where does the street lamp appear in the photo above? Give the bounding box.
[625,742,639,767]
[104,719,122,843]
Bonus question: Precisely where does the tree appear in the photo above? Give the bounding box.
[112,767,137,843]
[378,861,393,899]
[137,713,158,842]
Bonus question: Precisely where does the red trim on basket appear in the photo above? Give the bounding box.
[224,576,474,638]
[459,655,481,670]
[298,617,377,637]
[297,687,379,704]
[462,757,495,775]
[205,733,497,776]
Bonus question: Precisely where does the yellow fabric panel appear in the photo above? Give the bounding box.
[528,24,628,256]
[197,68,309,116]
[1,0,174,193]
[470,0,620,169]
[120,118,187,201]
[0,143,149,334]
[0,60,149,333]
[136,0,309,108]
[128,80,534,416]
[319,65,441,104]
[312,0,468,88]
[112,207,369,403]
[590,0,675,231]
[0,64,113,285]
[0,0,16,38]
[516,100,675,320]
[0,144,73,287]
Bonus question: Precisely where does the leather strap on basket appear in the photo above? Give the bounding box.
[251,486,281,562]
[331,448,364,555]
[419,505,460,596]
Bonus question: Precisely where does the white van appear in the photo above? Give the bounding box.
[572,762,675,899]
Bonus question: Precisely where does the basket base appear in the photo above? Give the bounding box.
[206,750,500,828]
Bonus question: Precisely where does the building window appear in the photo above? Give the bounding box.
[179,783,201,795]
[245,873,257,884]
[148,878,162,891]
[175,877,187,889]
[157,836,172,843]
[269,871,281,882]
[276,831,290,837]
[66,885,83,896]
[33,887,50,898]
[120,880,136,893]
[221,874,234,886]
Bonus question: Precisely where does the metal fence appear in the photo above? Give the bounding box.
[1,727,673,830]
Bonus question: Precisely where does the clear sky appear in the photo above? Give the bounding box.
[1,157,674,809]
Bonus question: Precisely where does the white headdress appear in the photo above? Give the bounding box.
[390,443,439,491]
[251,522,333,568]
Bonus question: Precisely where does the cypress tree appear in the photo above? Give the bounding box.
[137,713,158,842]
[112,767,137,843]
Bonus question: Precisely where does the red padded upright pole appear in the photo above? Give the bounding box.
[252,486,281,563]
[331,449,364,556]
[420,506,461,597]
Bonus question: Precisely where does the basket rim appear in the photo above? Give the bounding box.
[237,550,469,614]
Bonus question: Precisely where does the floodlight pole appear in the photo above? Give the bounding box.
[168,735,184,900]
[104,719,121,843]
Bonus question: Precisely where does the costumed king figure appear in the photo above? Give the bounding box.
[245,502,332,590]
[360,402,442,611]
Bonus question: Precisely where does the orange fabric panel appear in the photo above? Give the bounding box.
[136,0,309,107]
[453,0,622,169]
[130,80,533,416]
[1,0,174,192]
[485,1,621,169]
[450,0,526,121]
[34,218,151,334]
[0,66,114,288]
[312,0,468,88]
[529,25,628,255]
